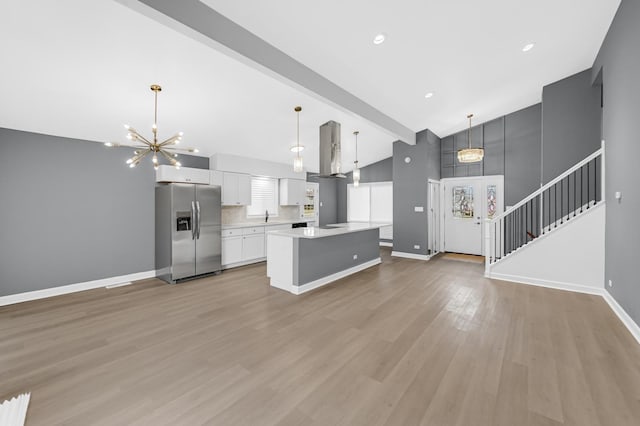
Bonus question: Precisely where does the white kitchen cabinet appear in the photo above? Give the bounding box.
[210,170,223,186]
[279,179,306,206]
[242,234,265,260]
[222,172,252,206]
[156,165,210,184]
[222,235,243,265]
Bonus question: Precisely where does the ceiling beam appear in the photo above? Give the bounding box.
[115,0,416,144]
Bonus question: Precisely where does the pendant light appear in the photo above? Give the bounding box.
[105,84,198,170]
[457,113,484,163]
[352,131,360,187]
[293,106,304,172]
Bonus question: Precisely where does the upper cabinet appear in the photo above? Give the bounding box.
[222,172,251,206]
[155,165,210,184]
[279,178,306,206]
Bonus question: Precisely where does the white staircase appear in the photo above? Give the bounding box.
[484,142,605,291]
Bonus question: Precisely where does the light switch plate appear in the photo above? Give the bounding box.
[414,206,424,212]
[414,245,420,250]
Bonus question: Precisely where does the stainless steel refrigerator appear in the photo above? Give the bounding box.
[155,183,222,283]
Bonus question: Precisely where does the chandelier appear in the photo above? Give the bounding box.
[105,84,198,170]
[457,113,484,163]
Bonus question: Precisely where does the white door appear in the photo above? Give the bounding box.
[442,176,504,256]
[443,177,483,255]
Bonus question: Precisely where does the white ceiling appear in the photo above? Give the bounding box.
[0,0,620,172]
[0,0,397,172]
[204,0,620,136]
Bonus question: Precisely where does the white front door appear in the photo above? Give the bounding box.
[444,178,483,255]
[442,176,504,256]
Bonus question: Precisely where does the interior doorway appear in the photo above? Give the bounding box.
[442,175,504,256]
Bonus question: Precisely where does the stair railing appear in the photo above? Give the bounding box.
[485,141,605,275]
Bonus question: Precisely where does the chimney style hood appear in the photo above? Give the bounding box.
[319,120,346,178]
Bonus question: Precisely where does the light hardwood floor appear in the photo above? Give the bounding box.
[1,248,639,425]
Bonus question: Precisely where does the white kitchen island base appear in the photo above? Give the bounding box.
[267,223,387,295]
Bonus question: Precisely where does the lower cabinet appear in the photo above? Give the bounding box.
[221,236,243,265]
[222,226,266,268]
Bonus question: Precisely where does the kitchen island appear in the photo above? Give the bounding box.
[266,222,388,295]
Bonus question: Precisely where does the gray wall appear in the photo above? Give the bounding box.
[592,0,640,327]
[335,157,393,222]
[392,129,440,256]
[295,229,379,285]
[306,173,338,226]
[542,69,602,183]
[441,104,542,206]
[0,128,208,296]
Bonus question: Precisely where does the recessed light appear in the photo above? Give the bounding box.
[373,33,386,45]
[290,145,305,153]
[522,43,535,52]
[425,92,434,99]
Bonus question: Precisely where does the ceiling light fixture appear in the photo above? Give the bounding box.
[522,43,535,52]
[457,114,484,163]
[290,145,304,153]
[373,33,386,45]
[353,131,360,187]
[105,84,198,170]
[293,106,304,173]
[424,92,434,99]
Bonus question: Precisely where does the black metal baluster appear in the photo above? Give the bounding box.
[561,177,564,224]
[573,171,577,217]
[595,157,599,202]
[580,166,584,213]
[587,162,590,209]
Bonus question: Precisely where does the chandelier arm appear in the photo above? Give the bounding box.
[159,134,181,147]
[163,146,198,153]
[130,132,153,146]
[130,148,152,165]
[159,149,178,165]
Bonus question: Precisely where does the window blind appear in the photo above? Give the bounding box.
[247,177,279,216]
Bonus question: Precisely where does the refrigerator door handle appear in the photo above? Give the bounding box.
[196,201,201,239]
[191,201,197,240]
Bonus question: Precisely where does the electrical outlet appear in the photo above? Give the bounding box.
[414,245,420,250]
[608,279,613,288]
[353,254,358,260]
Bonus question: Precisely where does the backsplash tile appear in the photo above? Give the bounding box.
[222,205,302,225]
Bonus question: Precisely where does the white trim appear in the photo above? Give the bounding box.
[291,258,382,295]
[223,257,266,270]
[487,272,603,296]
[379,241,393,247]
[391,251,431,261]
[0,270,156,307]
[602,290,640,345]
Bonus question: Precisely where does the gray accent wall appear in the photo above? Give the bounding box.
[392,129,440,256]
[441,104,542,206]
[0,128,208,297]
[592,0,640,327]
[294,229,380,285]
[542,69,602,183]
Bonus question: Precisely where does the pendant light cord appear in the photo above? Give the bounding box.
[296,109,300,159]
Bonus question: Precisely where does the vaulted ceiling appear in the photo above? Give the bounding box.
[0,0,620,171]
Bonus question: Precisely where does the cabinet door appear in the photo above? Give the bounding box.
[242,234,265,260]
[222,236,243,265]
[237,173,252,205]
[222,173,239,206]
[292,179,306,206]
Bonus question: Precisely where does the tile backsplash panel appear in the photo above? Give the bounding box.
[222,205,302,225]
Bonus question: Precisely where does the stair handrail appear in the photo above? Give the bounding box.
[488,145,604,225]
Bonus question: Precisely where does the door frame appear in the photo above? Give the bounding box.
[440,175,504,256]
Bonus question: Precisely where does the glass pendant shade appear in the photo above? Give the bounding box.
[457,114,484,164]
[293,156,304,172]
[457,148,484,163]
[352,167,360,183]
[292,106,304,172]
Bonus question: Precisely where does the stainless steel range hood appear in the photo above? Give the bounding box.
[319,120,346,178]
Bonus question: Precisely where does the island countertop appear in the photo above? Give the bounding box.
[267,222,391,239]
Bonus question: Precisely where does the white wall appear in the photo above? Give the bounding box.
[490,203,605,293]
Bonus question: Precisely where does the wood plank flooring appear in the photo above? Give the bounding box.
[1,248,639,425]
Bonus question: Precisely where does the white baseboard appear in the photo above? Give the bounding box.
[292,258,382,295]
[0,270,156,307]
[391,251,431,261]
[602,290,640,345]
[379,242,393,247]
[489,272,640,346]
[488,272,603,296]
[222,257,266,270]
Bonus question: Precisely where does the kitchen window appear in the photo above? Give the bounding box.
[247,176,279,217]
